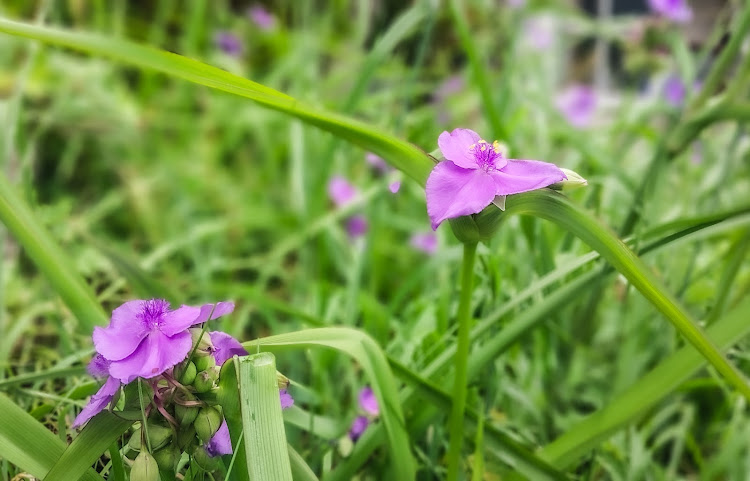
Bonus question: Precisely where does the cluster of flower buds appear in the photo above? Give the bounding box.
[72,299,293,480]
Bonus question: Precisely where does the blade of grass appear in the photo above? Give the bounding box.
[44,412,132,481]
[0,393,104,481]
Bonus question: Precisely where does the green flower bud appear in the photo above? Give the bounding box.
[194,406,222,442]
[128,423,173,452]
[175,361,197,385]
[194,354,216,372]
[193,369,219,393]
[130,451,160,481]
[176,424,197,451]
[152,443,180,472]
[550,168,588,191]
[176,403,200,427]
[190,328,214,352]
[192,446,220,472]
[277,371,290,390]
[448,198,506,244]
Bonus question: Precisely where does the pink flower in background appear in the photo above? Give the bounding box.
[556,85,596,128]
[280,389,294,409]
[426,129,565,229]
[389,181,401,194]
[214,31,243,56]
[358,386,379,416]
[346,215,369,238]
[349,415,370,441]
[93,299,234,383]
[648,0,692,23]
[507,0,526,8]
[663,75,686,107]
[328,176,358,207]
[248,5,276,30]
[365,152,390,173]
[410,232,438,255]
[209,331,248,366]
[523,17,554,51]
[205,420,233,457]
[72,376,121,428]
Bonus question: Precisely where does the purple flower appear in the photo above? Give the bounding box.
[523,17,554,51]
[434,75,465,101]
[507,0,526,8]
[348,415,370,441]
[389,181,401,194]
[358,386,379,416]
[72,376,121,428]
[663,75,686,107]
[214,31,243,57]
[205,419,233,457]
[328,176,358,208]
[556,85,596,128]
[410,232,438,255]
[280,389,294,409]
[365,153,390,173]
[426,129,566,230]
[248,5,276,30]
[209,331,248,366]
[346,215,368,238]
[648,0,692,23]
[87,354,110,379]
[93,299,234,383]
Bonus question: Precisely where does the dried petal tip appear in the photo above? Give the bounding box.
[550,168,586,191]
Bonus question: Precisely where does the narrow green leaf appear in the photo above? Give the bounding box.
[217,360,250,481]
[540,295,750,467]
[243,328,416,480]
[0,393,104,481]
[44,412,132,481]
[238,353,293,481]
[0,173,107,331]
[287,444,319,481]
[0,18,434,185]
[502,189,750,401]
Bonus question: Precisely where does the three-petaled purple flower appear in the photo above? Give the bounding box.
[93,299,234,383]
[648,0,692,23]
[425,129,566,230]
[209,331,248,366]
[206,419,233,457]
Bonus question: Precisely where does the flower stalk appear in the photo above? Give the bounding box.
[446,241,478,480]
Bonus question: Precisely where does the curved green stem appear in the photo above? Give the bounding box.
[446,242,478,481]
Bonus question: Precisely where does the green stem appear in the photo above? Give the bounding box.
[446,242,478,480]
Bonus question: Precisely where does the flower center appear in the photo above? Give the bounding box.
[470,140,503,172]
[139,299,170,331]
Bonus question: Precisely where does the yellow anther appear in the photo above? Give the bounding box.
[493,140,501,153]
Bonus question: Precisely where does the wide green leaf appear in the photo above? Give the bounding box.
[243,327,416,480]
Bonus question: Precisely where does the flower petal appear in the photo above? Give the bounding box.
[491,159,567,195]
[205,419,233,457]
[193,301,236,326]
[108,330,193,383]
[159,305,202,337]
[87,354,110,379]
[72,376,120,428]
[280,389,294,410]
[437,128,481,169]
[358,387,379,416]
[426,161,497,230]
[93,300,149,361]
[209,331,248,366]
[348,416,370,441]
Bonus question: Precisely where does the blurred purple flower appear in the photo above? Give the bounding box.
[358,387,379,416]
[280,389,294,409]
[365,152,390,173]
[555,85,596,128]
[205,419,233,457]
[389,181,401,194]
[346,215,368,238]
[648,0,692,23]
[328,176,358,207]
[410,232,438,255]
[93,299,234,383]
[214,31,243,56]
[435,75,465,101]
[209,331,248,366]
[72,376,121,428]
[663,75,686,107]
[348,415,370,441]
[248,5,276,30]
[523,17,553,51]
[507,0,526,8]
[426,129,566,229]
